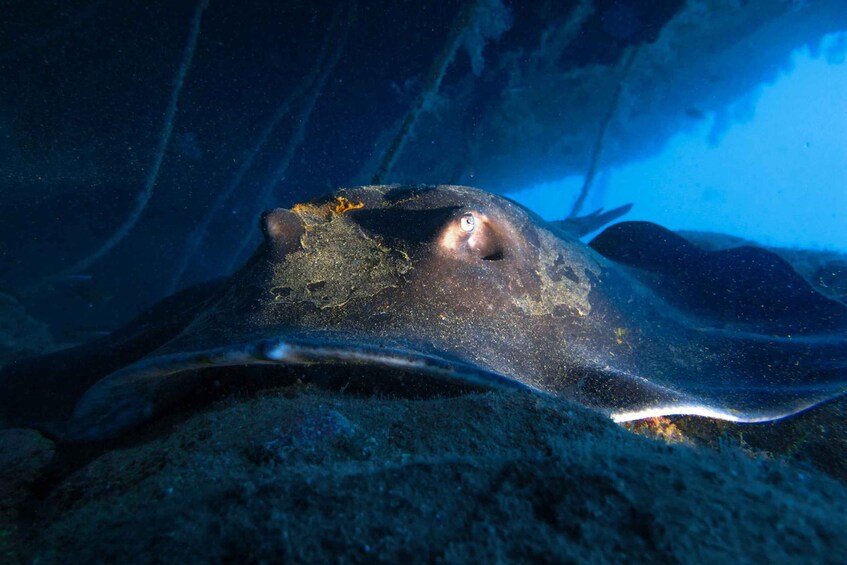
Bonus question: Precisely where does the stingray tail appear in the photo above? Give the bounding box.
[553,203,633,238]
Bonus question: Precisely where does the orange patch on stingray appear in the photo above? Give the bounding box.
[331,196,365,215]
[291,197,364,221]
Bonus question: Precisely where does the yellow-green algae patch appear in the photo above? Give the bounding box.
[271,199,412,309]
[513,228,600,317]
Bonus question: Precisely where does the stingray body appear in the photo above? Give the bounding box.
[2,185,846,441]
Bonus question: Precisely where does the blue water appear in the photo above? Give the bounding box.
[511,32,847,250]
[1,1,845,335]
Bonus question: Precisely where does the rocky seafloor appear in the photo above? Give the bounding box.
[2,384,846,563]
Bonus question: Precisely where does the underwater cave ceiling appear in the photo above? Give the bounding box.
[0,0,845,332]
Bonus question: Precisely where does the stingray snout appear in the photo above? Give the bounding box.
[262,208,305,260]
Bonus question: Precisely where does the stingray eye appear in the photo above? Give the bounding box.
[439,210,505,261]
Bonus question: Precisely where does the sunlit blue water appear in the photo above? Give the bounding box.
[511,31,847,251]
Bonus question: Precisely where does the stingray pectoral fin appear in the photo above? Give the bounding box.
[64,337,528,442]
[609,387,847,423]
[607,377,847,424]
[63,345,262,441]
[577,337,847,424]
[671,332,847,422]
[568,365,709,421]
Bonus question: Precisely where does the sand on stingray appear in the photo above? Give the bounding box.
[2,385,846,563]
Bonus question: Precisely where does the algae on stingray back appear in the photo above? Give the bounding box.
[1,185,846,441]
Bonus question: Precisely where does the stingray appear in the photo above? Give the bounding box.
[1,184,846,442]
